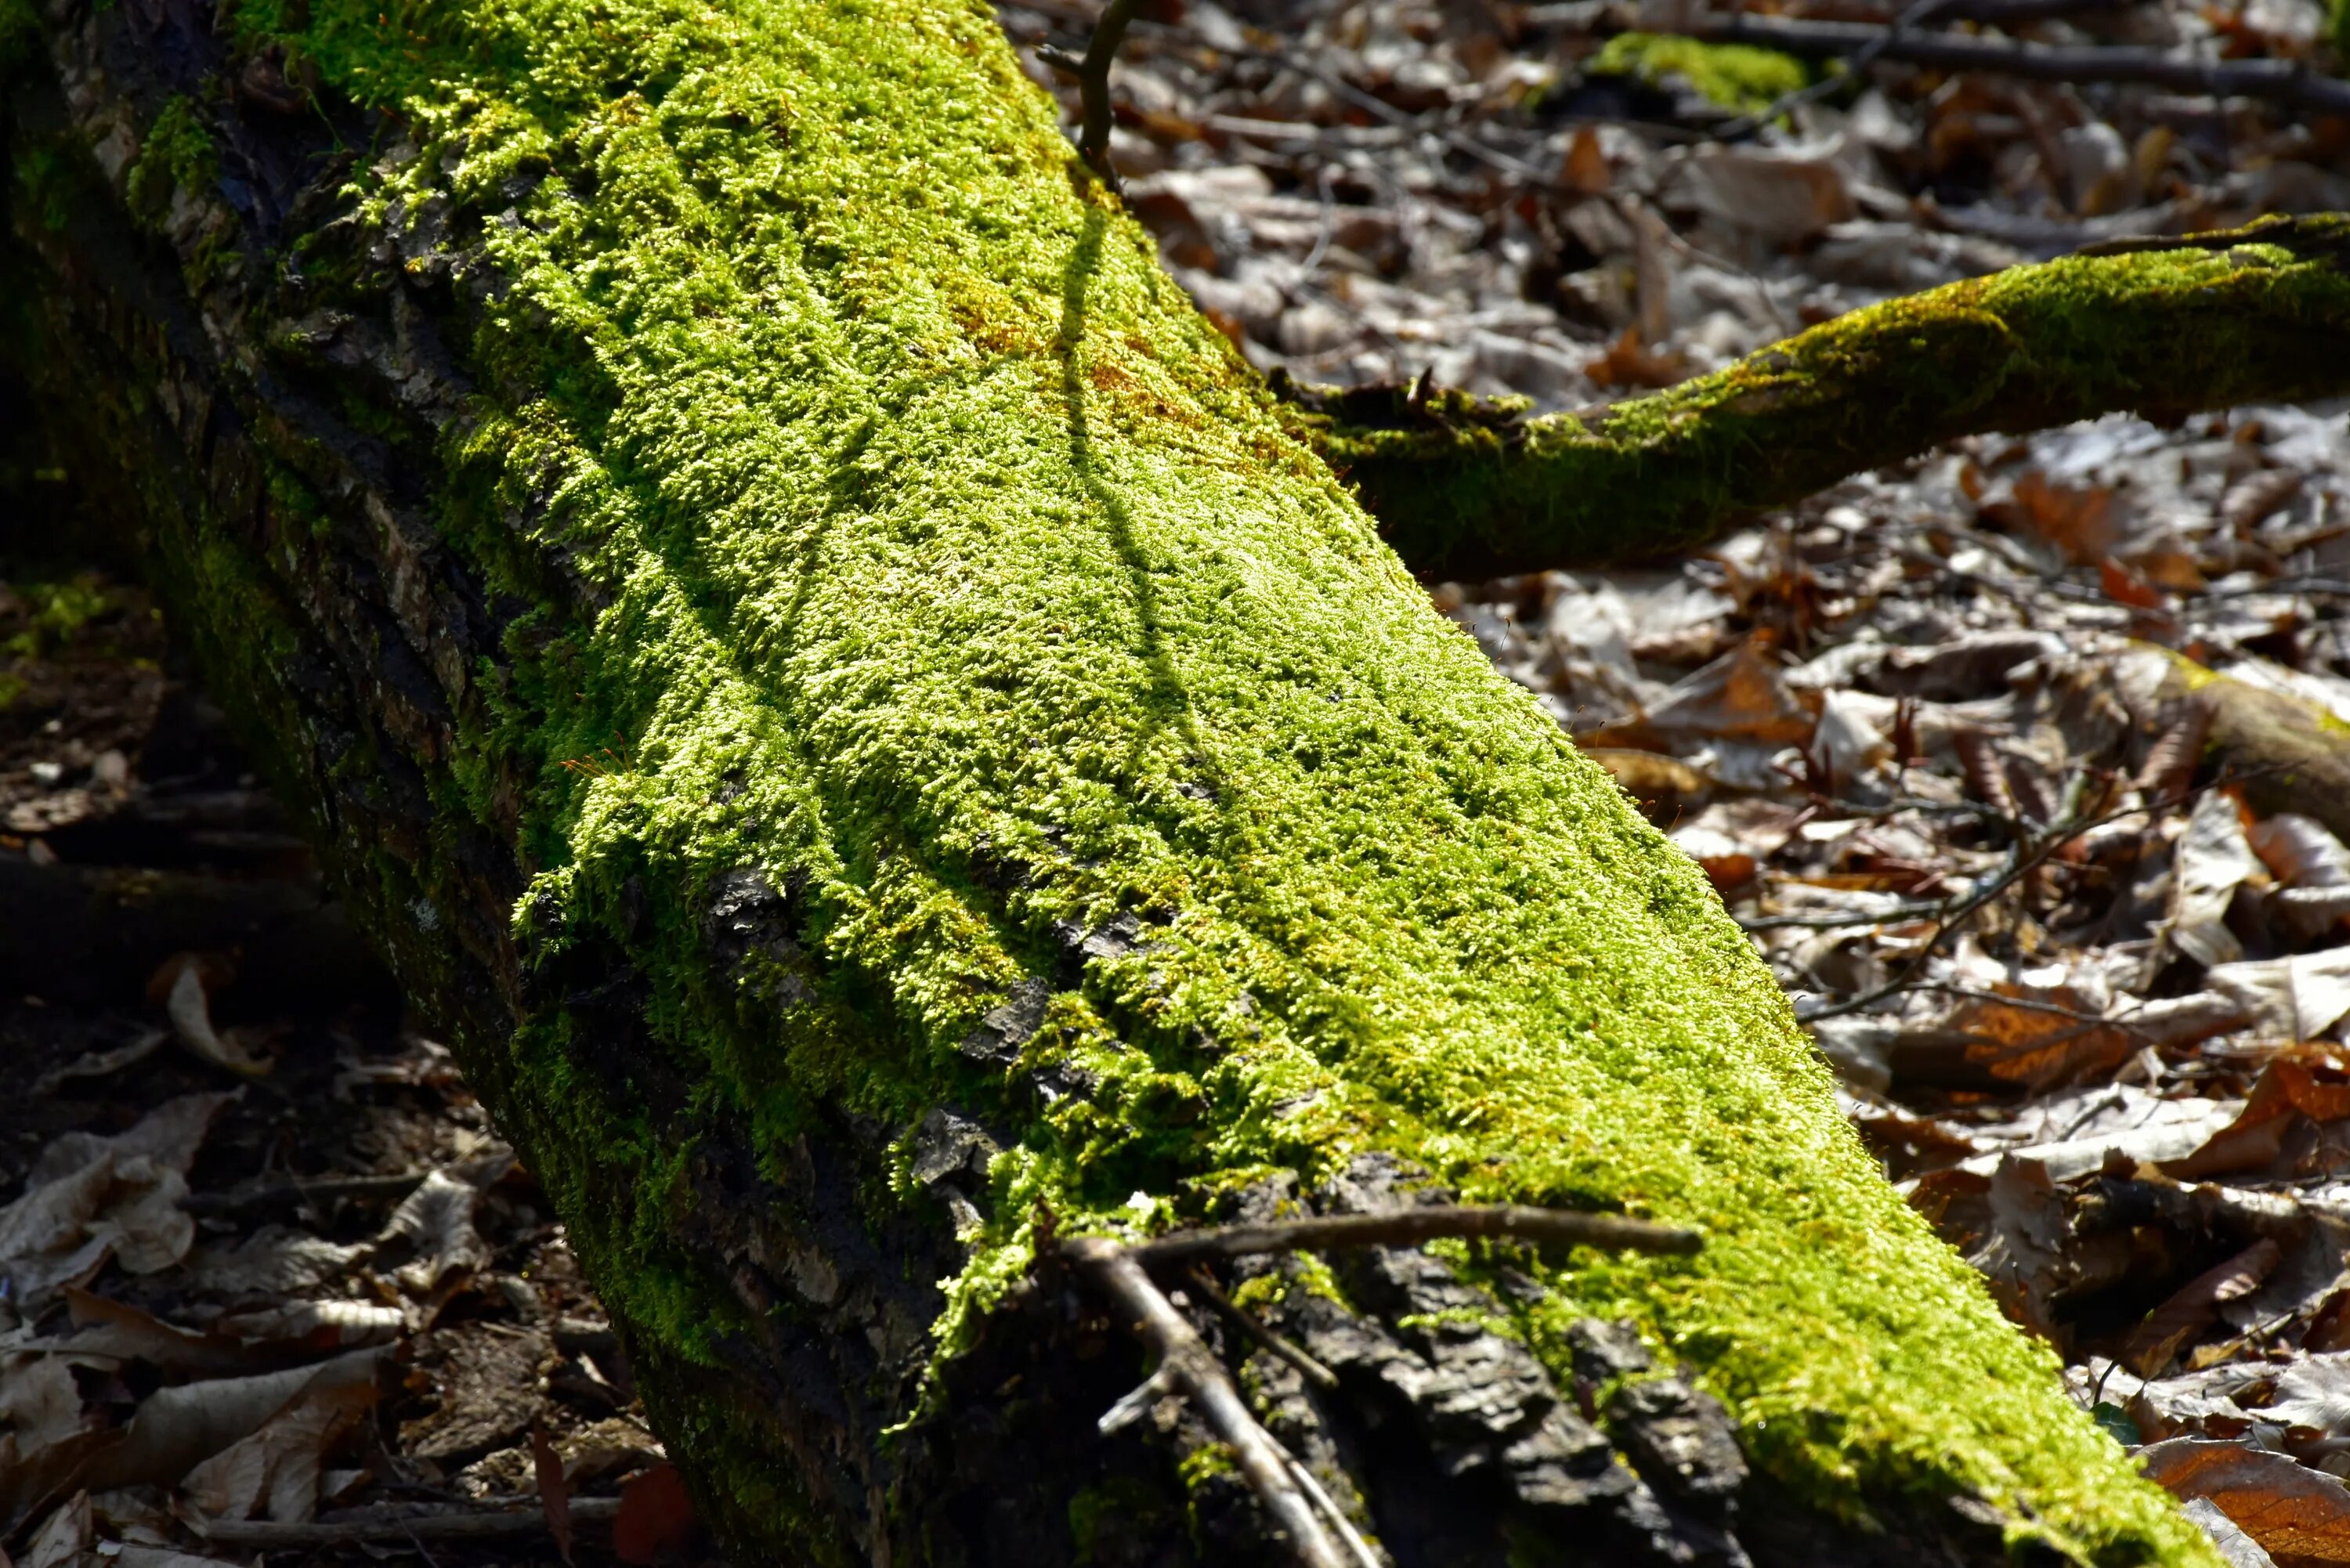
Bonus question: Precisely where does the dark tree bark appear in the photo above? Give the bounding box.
[0,1,2244,1565]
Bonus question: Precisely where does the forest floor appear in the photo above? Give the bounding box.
[9,0,2350,1563]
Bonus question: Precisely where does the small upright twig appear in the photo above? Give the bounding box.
[1065,1238,1361,1568]
[1039,0,1140,186]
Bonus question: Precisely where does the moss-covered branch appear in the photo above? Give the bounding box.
[1289,215,2350,579]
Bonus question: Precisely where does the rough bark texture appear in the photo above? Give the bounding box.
[0,0,2231,1564]
[1286,216,2350,580]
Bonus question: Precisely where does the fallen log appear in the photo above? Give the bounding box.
[0,0,2241,1563]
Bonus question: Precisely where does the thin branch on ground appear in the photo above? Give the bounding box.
[192,1500,620,1548]
[1719,0,1961,140]
[1687,13,2350,115]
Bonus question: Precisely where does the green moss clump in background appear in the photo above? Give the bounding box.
[1586,32,1807,112]
[124,96,216,223]
[5,576,114,658]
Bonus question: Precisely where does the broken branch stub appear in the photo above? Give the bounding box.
[1281,216,2350,578]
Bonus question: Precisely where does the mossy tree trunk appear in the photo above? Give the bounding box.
[0,0,2255,1564]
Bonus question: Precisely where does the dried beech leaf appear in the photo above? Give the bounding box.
[2142,1437,2350,1563]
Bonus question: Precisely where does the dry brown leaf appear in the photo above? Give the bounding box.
[1640,638,1815,746]
[2124,1237,2282,1375]
[1560,126,1609,196]
[1967,1155,2070,1339]
[614,1462,698,1567]
[2164,1060,2350,1180]
[22,1493,91,1568]
[534,1420,575,1566]
[1582,327,1687,392]
[1994,471,2123,565]
[2142,1438,2350,1563]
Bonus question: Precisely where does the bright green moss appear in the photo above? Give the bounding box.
[163,0,2218,1560]
[124,95,215,223]
[1586,32,1806,113]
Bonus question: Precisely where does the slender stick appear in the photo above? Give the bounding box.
[1185,1266,1341,1389]
[1690,13,2350,115]
[1127,1205,1701,1270]
[192,1499,620,1547]
[1065,1239,1355,1568]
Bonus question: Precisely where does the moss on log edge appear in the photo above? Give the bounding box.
[0,0,2237,1560]
[1292,215,2350,579]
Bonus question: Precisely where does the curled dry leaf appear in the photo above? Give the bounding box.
[149,955,273,1079]
[0,1094,233,1308]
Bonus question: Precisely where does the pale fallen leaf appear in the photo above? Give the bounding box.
[2171,792,2265,969]
[183,1228,368,1299]
[2251,815,2350,890]
[154,956,273,1079]
[2182,1496,2281,1568]
[2269,1353,2350,1436]
[181,1378,376,1523]
[377,1169,496,1295]
[85,1348,385,1495]
[2205,954,2350,1042]
[0,1095,235,1305]
[22,1493,91,1568]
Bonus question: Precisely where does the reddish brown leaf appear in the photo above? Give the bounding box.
[533,1421,573,1567]
[2142,1437,2350,1563]
[614,1461,698,1567]
[2124,1237,2281,1376]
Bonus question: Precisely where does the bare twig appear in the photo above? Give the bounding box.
[190,1499,621,1548]
[1687,13,2350,116]
[1065,1238,1360,1568]
[1127,1205,1701,1269]
[1039,0,1140,186]
[1186,1266,1340,1389]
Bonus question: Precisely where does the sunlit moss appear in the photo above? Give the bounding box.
[1585,32,1807,113]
